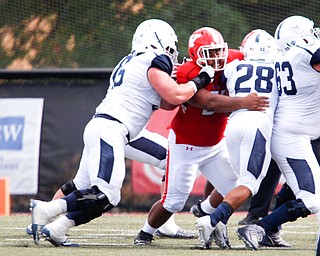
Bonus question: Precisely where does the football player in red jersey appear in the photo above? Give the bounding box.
[195,29,279,250]
[134,27,269,248]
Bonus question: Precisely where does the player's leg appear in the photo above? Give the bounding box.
[195,138,239,249]
[197,119,272,249]
[258,138,320,248]
[134,138,200,245]
[264,135,320,225]
[241,137,320,246]
[212,123,271,219]
[127,129,194,239]
[204,180,215,199]
[239,158,281,225]
[238,136,320,250]
[155,174,194,238]
[125,129,167,169]
[255,181,294,247]
[31,119,127,246]
[26,148,93,236]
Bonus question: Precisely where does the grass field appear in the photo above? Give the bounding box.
[0,212,318,256]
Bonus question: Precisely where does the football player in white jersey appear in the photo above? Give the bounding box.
[195,29,279,249]
[25,128,194,239]
[29,18,216,246]
[237,15,320,251]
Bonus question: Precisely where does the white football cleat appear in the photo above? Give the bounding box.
[212,221,231,249]
[25,223,33,236]
[30,199,53,244]
[41,216,77,247]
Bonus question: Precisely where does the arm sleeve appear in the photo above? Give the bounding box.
[149,54,173,76]
[310,48,320,66]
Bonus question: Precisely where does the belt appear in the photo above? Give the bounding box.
[94,113,122,123]
[94,113,130,141]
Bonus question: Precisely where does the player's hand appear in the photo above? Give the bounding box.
[188,65,215,92]
[200,65,215,83]
[245,92,269,111]
[171,63,181,80]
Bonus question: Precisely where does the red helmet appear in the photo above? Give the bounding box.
[188,27,228,71]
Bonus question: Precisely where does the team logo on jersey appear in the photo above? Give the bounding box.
[0,117,24,150]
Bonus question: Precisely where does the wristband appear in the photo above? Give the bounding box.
[191,72,211,90]
[187,81,198,93]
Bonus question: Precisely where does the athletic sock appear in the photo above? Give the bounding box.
[210,202,233,226]
[258,202,290,233]
[201,197,216,214]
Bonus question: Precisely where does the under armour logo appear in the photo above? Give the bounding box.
[186,146,193,151]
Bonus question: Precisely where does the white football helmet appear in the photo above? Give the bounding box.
[131,19,178,63]
[188,27,228,70]
[274,15,320,53]
[240,29,278,63]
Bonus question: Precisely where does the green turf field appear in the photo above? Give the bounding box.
[0,212,318,256]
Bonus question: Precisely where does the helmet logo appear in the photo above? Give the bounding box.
[188,33,202,48]
[290,24,304,35]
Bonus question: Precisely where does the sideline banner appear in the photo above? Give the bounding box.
[131,108,206,195]
[0,98,44,195]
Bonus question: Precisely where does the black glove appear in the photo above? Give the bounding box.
[190,65,215,91]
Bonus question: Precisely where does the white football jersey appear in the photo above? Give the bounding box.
[223,59,278,121]
[274,43,320,139]
[95,51,173,139]
[222,59,278,195]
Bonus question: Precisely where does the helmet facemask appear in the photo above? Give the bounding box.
[188,27,228,71]
[196,43,228,70]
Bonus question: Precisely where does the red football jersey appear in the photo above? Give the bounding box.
[169,49,243,146]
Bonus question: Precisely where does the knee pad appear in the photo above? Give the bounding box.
[61,180,77,196]
[73,185,114,214]
[66,209,103,226]
[286,199,311,222]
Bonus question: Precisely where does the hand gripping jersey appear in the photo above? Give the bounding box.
[171,49,243,146]
[223,59,278,121]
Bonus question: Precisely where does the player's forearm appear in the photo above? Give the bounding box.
[205,96,247,113]
[188,91,244,113]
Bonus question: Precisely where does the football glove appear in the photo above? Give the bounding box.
[189,65,215,92]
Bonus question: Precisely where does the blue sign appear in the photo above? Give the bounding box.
[0,117,24,150]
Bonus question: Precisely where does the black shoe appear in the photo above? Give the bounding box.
[134,230,154,245]
[190,200,208,218]
[238,214,259,225]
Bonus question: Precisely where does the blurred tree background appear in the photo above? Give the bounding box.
[0,0,319,212]
[1,0,319,70]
